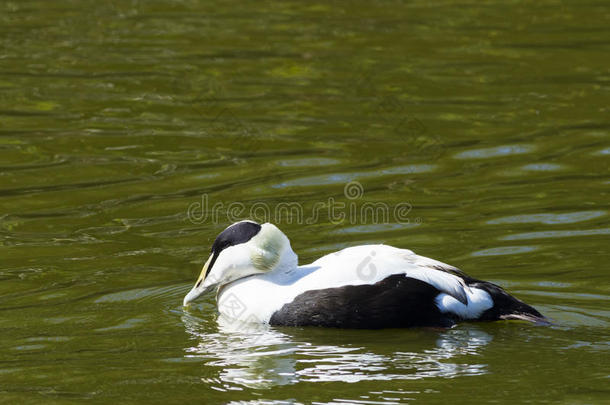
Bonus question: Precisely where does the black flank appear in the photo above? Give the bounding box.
[269,274,455,329]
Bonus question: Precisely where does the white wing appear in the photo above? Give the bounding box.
[301,244,471,304]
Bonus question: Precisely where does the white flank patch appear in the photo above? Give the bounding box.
[435,288,494,319]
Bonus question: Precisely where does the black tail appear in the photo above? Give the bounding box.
[471,281,549,325]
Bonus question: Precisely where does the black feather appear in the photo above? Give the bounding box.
[270,274,455,329]
[467,280,547,324]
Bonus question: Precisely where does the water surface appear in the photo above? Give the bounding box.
[1,0,609,403]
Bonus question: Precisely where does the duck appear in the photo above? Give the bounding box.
[183,220,546,328]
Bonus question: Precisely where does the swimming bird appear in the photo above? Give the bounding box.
[183,221,546,328]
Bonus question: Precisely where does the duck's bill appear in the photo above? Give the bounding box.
[183,255,214,306]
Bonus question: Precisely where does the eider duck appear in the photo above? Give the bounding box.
[183,220,546,328]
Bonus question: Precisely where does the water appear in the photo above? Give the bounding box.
[1,0,609,403]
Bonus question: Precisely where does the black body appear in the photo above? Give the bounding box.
[269,274,545,329]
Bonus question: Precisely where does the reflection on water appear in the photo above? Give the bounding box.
[182,313,492,390]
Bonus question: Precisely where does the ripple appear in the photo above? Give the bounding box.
[543,304,610,328]
[328,223,419,235]
[500,228,610,241]
[454,144,534,159]
[13,344,46,351]
[487,210,606,225]
[272,165,436,188]
[276,157,341,167]
[94,284,186,303]
[95,318,146,332]
[26,336,71,342]
[471,245,539,257]
[520,163,563,171]
[0,154,70,172]
[521,291,610,302]
[0,231,105,247]
[0,177,137,197]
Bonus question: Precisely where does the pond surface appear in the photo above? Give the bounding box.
[1,0,609,403]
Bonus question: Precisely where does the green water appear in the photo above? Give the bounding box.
[1,0,609,403]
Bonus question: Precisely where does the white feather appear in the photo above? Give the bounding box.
[435,289,493,319]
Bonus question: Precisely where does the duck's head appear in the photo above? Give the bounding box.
[183,220,297,306]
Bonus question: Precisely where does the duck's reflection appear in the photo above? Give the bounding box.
[182,313,492,390]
